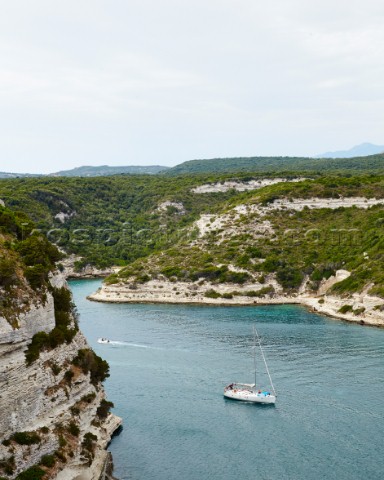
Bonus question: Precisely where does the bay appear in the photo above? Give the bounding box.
[69,279,384,480]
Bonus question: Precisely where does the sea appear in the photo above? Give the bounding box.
[69,279,384,480]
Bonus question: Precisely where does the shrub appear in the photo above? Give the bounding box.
[244,286,274,297]
[73,349,110,385]
[70,406,80,416]
[0,257,18,287]
[245,246,263,258]
[82,432,98,452]
[353,307,365,315]
[0,455,15,475]
[81,392,96,403]
[96,399,114,419]
[161,266,182,278]
[55,450,66,462]
[15,466,45,480]
[204,289,221,299]
[25,286,78,365]
[11,431,40,445]
[222,293,233,299]
[67,422,80,437]
[25,331,49,364]
[51,363,61,375]
[40,454,55,468]
[24,265,47,289]
[338,305,353,314]
[58,435,67,448]
[64,370,74,384]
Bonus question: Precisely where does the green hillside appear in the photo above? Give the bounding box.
[109,176,384,298]
[165,153,384,176]
[1,174,384,299]
[0,174,244,268]
[50,165,169,176]
[0,206,63,325]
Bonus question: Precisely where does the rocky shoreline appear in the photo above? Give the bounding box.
[87,277,384,328]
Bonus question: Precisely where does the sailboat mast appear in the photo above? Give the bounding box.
[254,326,277,397]
[253,327,257,389]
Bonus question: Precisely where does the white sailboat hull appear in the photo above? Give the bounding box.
[224,384,276,404]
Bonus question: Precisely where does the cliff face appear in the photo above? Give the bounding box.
[0,275,121,479]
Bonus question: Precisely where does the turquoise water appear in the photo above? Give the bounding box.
[70,279,384,480]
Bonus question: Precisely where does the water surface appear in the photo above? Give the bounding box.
[70,279,384,480]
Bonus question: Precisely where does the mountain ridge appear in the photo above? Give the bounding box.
[1,143,384,177]
[316,142,384,158]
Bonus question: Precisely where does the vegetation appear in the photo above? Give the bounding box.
[165,153,384,176]
[67,422,80,437]
[81,432,98,465]
[96,399,114,419]
[25,286,78,365]
[0,175,244,268]
[0,205,63,326]
[15,466,45,480]
[106,175,384,298]
[39,455,55,468]
[72,349,110,386]
[11,431,40,446]
[51,165,169,176]
[1,171,384,299]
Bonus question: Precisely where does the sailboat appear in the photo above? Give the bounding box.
[224,326,276,404]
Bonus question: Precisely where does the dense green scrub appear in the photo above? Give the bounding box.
[1,174,384,297]
[0,174,268,268]
[110,176,384,297]
[0,206,63,324]
[165,153,384,175]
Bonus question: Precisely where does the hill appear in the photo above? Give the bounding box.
[165,154,384,176]
[94,175,384,325]
[0,174,246,269]
[0,171,41,178]
[1,173,384,323]
[50,164,169,176]
[316,142,384,158]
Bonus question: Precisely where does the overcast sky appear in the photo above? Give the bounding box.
[0,0,383,173]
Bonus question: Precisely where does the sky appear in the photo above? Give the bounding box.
[0,0,383,174]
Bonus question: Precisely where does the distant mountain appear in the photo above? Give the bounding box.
[0,171,41,178]
[316,142,384,158]
[165,154,384,175]
[50,165,169,176]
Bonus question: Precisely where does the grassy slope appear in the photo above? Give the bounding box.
[111,176,384,298]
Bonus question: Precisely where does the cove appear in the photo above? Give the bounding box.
[70,279,384,480]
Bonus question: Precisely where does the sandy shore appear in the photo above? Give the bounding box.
[88,279,384,328]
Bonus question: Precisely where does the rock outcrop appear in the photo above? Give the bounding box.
[0,274,122,479]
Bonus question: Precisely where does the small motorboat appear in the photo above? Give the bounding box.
[97,337,111,344]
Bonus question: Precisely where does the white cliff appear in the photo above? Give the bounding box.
[0,275,121,479]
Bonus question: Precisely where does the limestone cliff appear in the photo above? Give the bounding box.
[0,274,121,479]
[0,207,121,479]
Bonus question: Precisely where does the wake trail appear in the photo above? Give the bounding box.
[99,340,154,349]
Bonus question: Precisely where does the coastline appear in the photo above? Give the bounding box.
[87,279,384,328]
